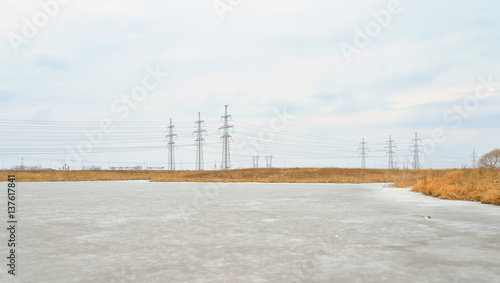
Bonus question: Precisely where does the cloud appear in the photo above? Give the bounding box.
[387,85,471,109]
[30,108,53,121]
[35,53,70,71]
[0,88,14,103]
[311,92,335,101]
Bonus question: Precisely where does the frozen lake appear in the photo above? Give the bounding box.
[1,181,499,282]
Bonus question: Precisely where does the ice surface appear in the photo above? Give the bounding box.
[0,181,499,282]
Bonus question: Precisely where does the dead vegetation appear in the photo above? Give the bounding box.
[0,168,435,183]
[1,168,498,205]
[408,169,500,205]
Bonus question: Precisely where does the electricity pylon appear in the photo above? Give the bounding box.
[358,138,369,169]
[166,118,177,170]
[471,150,478,169]
[252,156,259,168]
[219,105,234,170]
[194,112,207,171]
[265,155,273,168]
[385,135,397,169]
[410,132,423,169]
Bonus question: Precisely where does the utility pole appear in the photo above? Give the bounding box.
[166,118,177,170]
[471,150,478,169]
[252,156,259,168]
[265,155,273,168]
[410,132,423,169]
[219,105,234,170]
[385,135,397,169]
[194,112,207,171]
[358,138,369,169]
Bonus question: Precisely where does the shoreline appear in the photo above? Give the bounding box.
[1,168,498,205]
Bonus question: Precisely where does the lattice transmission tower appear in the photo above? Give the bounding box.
[471,150,478,169]
[410,132,423,169]
[194,112,207,171]
[252,156,259,168]
[265,155,273,168]
[219,105,234,170]
[166,118,177,170]
[358,138,369,169]
[385,135,397,169]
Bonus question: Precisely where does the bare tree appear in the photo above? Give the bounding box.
[478,148,500,168]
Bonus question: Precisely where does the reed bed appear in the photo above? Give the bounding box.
[1,168,434,183]
[409,169,500,205]
[1,168,498,205]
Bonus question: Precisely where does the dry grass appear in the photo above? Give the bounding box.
[0,168,434,184]
[1,168,498,205]
[409,169,500,205]
[149,168,429,183]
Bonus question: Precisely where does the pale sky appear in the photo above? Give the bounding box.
[1,0,499,170]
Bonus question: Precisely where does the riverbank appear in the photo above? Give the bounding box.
[406,169,500,205]
[1,168,498,205]
[0,168,438,183]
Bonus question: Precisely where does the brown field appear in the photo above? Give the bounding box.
[1,168,439,183]
[1,168,498,205]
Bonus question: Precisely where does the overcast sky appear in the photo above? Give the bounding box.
[1,0,499,170]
